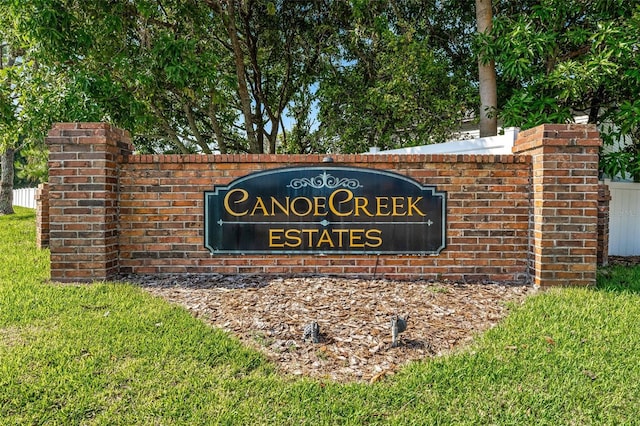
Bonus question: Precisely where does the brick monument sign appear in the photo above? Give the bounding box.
[37,122,606,287]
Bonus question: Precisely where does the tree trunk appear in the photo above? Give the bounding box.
[476,0,498,137]
[182,102,212,154]
[222,0,261,153]
[0,148,15,215]
[588,85,605,124]
[207,102,228,154]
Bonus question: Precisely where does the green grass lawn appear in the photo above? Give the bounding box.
[2,207,640,425]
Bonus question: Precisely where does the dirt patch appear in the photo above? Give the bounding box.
[126,274,536,383]
[0,325,44,348]
[608,256,640,267]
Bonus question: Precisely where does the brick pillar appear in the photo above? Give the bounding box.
[597,183,611,266]
[513,124,602,287]
[47,123,133,282]
[36,183,49,249]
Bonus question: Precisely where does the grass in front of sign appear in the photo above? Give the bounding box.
[2,207,640,424]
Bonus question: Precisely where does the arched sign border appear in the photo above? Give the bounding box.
[204,166,446,255]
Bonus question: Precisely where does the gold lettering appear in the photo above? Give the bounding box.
[365,229,383,247]
[349,229,366,248]
[268,228,285,247]
[316,229,335,247]
[250,197,269,216]
[284,229,302,247]
[328,189,353,216]
[301,229,319,246]
[391,197,405,216]
[223,189,249,216]
[270,197,290,216]
[334,229,349,247]
[407,197,426,216]
[313,197,328,216]
[270,228,383,250]
[375,197,391,216]
[354,197,374,217]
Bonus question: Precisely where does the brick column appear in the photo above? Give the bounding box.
[597,183,611,266]
[36,183,49,249]
[47,123,133,282]
[513,124,601,287]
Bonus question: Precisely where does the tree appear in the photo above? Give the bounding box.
[200,0,336,154]
[0,42,17,215]
[486,0,640,179]
[0,147,14,215]
[10,0,636,168]
[6,0,483,156]
[0,6,111,214]
[5,0,336,154]
[475,0,497,137]
[316,0,475,152]
[4,0,483,156]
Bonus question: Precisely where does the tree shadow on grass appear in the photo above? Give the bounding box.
[597,264,640,294]
[0,207,36,222]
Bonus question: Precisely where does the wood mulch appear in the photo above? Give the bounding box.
[607,256,640,267]
[126,274,536,383]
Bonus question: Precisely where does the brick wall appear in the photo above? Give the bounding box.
[512,124,602,287]
[597,184,611,266]
[118,153,531,281]
[44,122,605,286]
[46,123,132,281]
[35,183,49,249]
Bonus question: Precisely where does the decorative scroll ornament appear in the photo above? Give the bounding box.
[287,171,363,190]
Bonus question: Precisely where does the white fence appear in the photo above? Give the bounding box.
[371,127,519,155]
[607,180,640,256]
[11,187,37,209]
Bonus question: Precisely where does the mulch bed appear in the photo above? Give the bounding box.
[607,256,640,267]
[125,274,536,383]
[121,256,639,383]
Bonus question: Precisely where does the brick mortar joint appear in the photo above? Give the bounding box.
[120,153,532,165]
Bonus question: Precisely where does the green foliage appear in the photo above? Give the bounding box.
[14,146,48,186]
[3,0,640,165]
[0,58,18,150]
[1,0,480,156]
[2,0,339,155]
[600,99,640,181]
[277,89,322,154]
[485,0,640,180]
[318,2,474,152]
[1,3,115,192]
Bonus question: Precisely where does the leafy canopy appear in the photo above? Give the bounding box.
[2,0,640,180]
[484,0,640,180]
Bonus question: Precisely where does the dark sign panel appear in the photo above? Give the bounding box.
[204,166,446,254]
